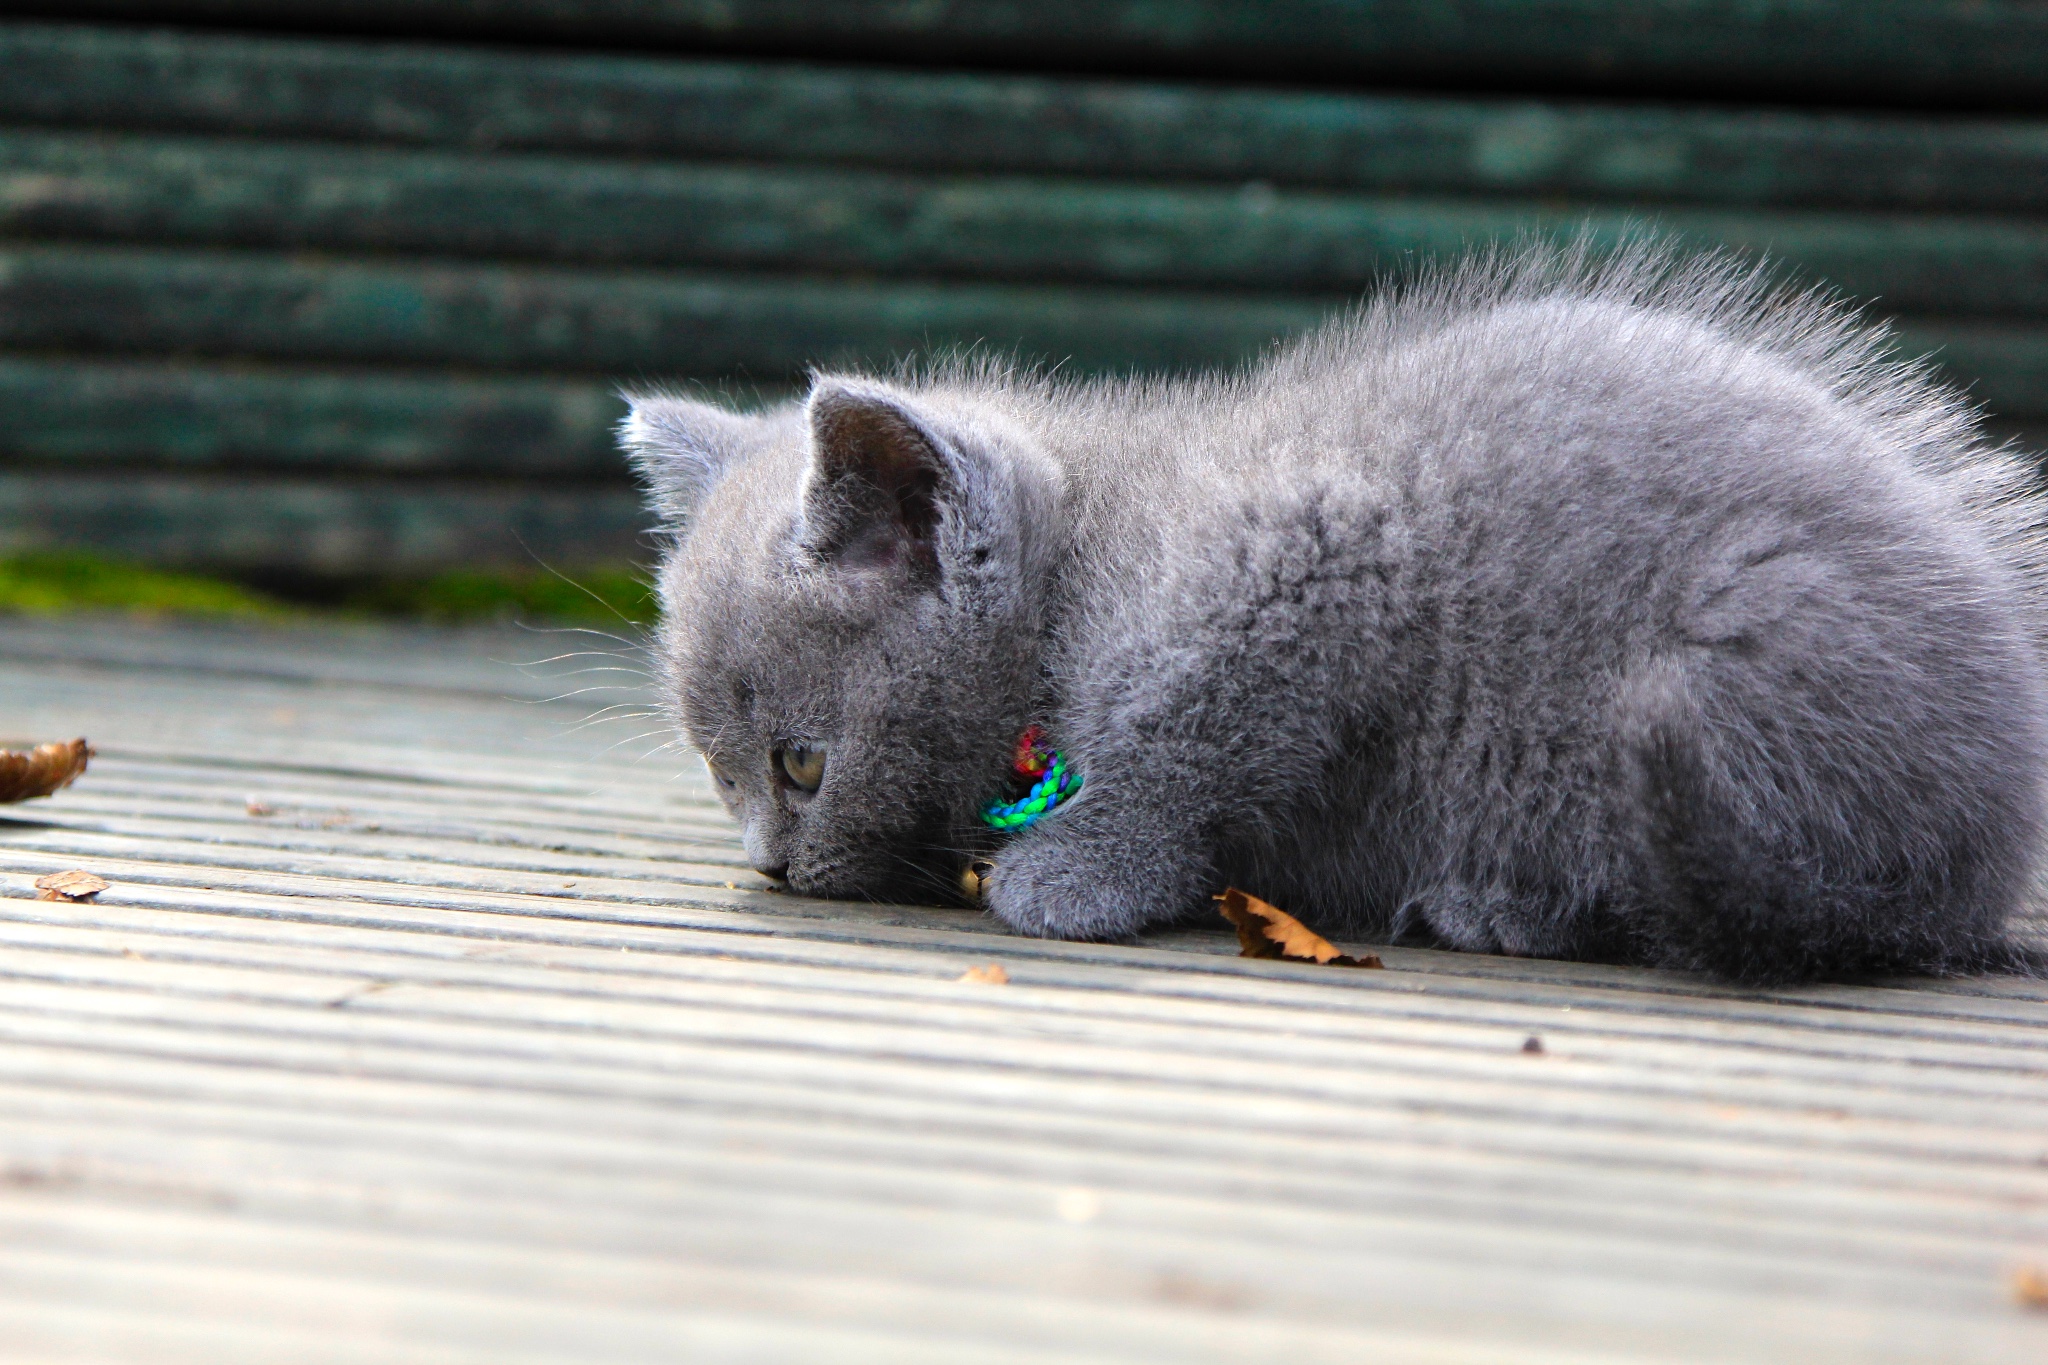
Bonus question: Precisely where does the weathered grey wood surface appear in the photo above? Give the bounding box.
[1,617,2045,1362]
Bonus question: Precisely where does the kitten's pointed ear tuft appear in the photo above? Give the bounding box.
[617,393,760,524]
[802,381,949,575]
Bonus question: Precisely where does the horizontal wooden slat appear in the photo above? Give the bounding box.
[0,358,2033,500]
[0,311,2041,495]
[0,244,1334,377]
[6,131,2048,318]
[5,23,2048,212]
[0,352,2032,530]
[0,470,646,572]
[0,356,631,475]
[0,353,2032,532]
[34,3,2048,108]
[0,248,2037,415]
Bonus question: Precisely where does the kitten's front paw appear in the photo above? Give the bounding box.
[981,821,1201,941]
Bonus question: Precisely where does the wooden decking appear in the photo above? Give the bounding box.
[1,615,2044,1363]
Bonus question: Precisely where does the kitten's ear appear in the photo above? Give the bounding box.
[617,393,760,524]
[800,380,951,577]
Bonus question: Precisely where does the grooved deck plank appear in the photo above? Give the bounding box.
[0,617,2043,1362]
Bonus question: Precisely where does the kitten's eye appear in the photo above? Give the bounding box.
[777,744,827,793]
[704,757,736,790]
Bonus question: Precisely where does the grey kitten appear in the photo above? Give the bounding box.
[621,243,2048,984]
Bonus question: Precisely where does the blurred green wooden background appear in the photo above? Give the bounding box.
[1,2,2045,575]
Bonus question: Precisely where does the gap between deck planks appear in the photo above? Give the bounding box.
[0,615,2044,1364]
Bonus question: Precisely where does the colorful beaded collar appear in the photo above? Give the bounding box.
[980,725,1082,831]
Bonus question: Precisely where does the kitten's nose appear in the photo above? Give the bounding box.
[740,826,785,881]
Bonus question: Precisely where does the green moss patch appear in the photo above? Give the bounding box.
[341,567,657,626]
[0,551,293,619]
[0,553,656,627]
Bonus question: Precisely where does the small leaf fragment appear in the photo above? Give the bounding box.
[0,739,90,803]
[958,963,1010,984]
[1215,888,1383,968]
[960,859,994,904]
[1521,1035,1546,1055]
[2015,1265,2048,1310]
[34,870,109,902]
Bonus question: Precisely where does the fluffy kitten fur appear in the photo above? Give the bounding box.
[622,243,2048,984]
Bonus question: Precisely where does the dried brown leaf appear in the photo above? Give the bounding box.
[1215,888,1383,968]
[0,739,90,804]
[2015,1265,2048,1310]
[34,870,109,903]
[957,963,1010,984]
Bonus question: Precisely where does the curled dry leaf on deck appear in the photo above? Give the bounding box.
[957,963,1010,985]
[0,738,90,803]
[2015,1265,2048,1310]
[34,870,109,903]
[1215,888,1384,968]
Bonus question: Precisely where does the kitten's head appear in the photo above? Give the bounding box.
[622,377,1061,901]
